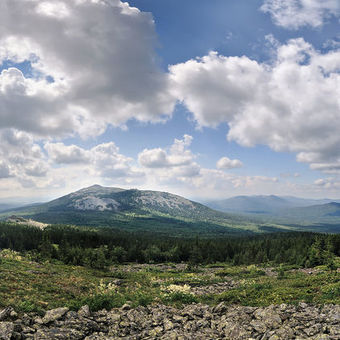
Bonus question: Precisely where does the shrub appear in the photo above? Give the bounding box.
[161,284,197,304]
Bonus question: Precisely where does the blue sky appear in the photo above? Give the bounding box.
[0,0,339,201]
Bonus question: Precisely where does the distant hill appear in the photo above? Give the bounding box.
[205,195,340,231]
[286,202,340,220]
[0,185,274,237]
[205,195,340,215]
[0,203,25,212]
[2,187,339,236]
[206,195,295,215]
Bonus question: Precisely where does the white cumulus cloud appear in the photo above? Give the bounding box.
[216,157,243,170]
[138,135,195,169]
[0,0,175,138]
[45,143,90,164]
[261,0,340,29]
[169,38,340,174]
[0,129,48,180]
[45,141,144,180]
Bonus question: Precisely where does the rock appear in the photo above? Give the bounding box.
[22,314,32,326]
[164,319,174,331]
[10,311,18,318]
[173,315,185,323]
[304,323,322,337]
[250,319,267,333]
[107,312,120,323]
[121,304,131,311]
[0,322,14,340]
[1,301,339,339]
[0,308,12,322]
[42,308,69,324]
[78,305,91,318]
[329,324,340,336]
[34,328,83,339]
[224,324,251,340]
[11,332,21,340]
[84,334,115,340]
[162,331,178,340]
[254,307,282,329]
[34,317,43,325]
[149,326,163,337]
[213,302,227,314]
[273,326,295,339]
[268,336,280,340]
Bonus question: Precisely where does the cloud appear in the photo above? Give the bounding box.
[0,0,175,138]
[45,141,144,180]
[169,38,340,174]
[91,142,144,179]
[45,143,90,164]
[314,177,340,191]
[310,163,340,174]
[138,135,195,168]
[135,135,283,198]
[138,148,168,168]
[0,129,48,181]
[0,130,334,200]
[261,0,340,29]
[0,162,11,179]
[216,157,243,170]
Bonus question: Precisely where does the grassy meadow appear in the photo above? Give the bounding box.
[0,249,339,315]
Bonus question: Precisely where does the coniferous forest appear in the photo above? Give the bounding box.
[0,222,339,269]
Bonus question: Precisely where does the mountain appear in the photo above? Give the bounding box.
[205,195,340,215]
[3,186,339,236]
[205,195,340,232]
[286,202,340,220]
[0,202,32,212]
[206,195,295,215]
[0,203,18,212]
[1,185,275,237]
[28,184,229,220]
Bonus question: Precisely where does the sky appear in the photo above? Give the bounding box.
[0,0,339,202]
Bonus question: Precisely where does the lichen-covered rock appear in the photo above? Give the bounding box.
[77,305,90,318]
[0,322,14,340]
[34,327,83,339]
[0,308,13,322]
[1,303,339,339]
[42,308,69,324]
[254,306,282,329]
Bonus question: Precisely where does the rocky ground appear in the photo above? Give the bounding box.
[0,302,339,340]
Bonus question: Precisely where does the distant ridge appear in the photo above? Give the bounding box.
[0,185,265,237]
[205,195,340,214]
[1,186,339,235]
[205,195,340,227]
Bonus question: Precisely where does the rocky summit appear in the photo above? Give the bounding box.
[0,303,339,340]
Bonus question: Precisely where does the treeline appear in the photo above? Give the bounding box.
[0,222,339,269]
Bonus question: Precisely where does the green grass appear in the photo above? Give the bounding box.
[218,270,340,306]
[0,250,339,314]
[215,265,266,279]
